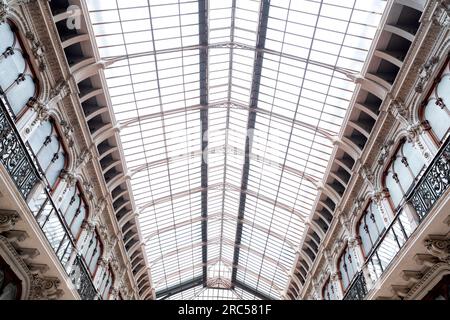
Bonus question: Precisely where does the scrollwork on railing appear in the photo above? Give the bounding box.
[410,138,450,219]
[0,99,39,199]
[69,256,98,300]
[343,272,367,300]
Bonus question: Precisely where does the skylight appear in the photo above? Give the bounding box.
[86,0,386,300]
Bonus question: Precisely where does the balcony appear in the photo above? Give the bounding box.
[344,137,450,300]
[343,272,368,301]
[0,97,99,299]
[70,255,99,300]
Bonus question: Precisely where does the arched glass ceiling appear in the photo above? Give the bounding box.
[86,0,386,300]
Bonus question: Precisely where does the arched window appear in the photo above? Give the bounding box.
[82,231,102,275]
[422,63,450,144]
[0,22,36,117]
[28,119,66,188]
[322,278,337,300]
[338,246,358,292]
[358,202,386,257]
[384,140,425,209]
[59,185,88,239]
[98,267,114,300]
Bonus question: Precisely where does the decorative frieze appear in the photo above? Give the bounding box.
[0,210,20,233]
[415,56,439,93]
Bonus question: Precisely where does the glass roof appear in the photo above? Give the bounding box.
[86,0,386,299]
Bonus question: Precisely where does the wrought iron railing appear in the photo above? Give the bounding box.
[0,99,39,199]
[69,255,98,300]
[365,208,416,283]
[343,271,368,300]
[0,98,99,299]
[410,137,450,220]
[349,137,450,300]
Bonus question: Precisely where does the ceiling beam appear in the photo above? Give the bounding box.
[234,280,274,300]
[104,41,356,78]
[198,0,209,285]
[157,276,204,300]
[231,0,271,286]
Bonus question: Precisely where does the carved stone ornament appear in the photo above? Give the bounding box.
[110,257,120,273]
[432,0,450,27]
[359,164,374,183]
[0,235,64,300]
[424,236,450,263]
[371,189,389,204]
[60,120,74,148]
[0,210,20,233]
[0,1,10,23]
[49,80,70,101]
[83,180,95,201]
[25,31,46,71]
[29,273,63,300]
[59,169,77,188]
[415,56,439,93]
[389,99,409,122]
[81,220,96,232]
[97,223,110,248]
[378,139,395,165]
[406,121,431,160]
[76,148,92,169]
[331,271,342,282]
[27,98,49,130]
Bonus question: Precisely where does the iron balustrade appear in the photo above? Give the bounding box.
[410,137,450,220]
[0,98,100,299]
[364,208,416,283]
[70,255,99,300]
[351,136,450,299]
[0,99,39,199]
[29,187,76,270]
[343,271,368,300]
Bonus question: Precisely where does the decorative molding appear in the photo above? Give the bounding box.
[59,119,74,148]
[377,139,395,166]
[424,235,450,263]
[0,210,20,233]
[24,30,46,71]
[405,262,450,299]
[0,235,63,300]
[415,56,439,93]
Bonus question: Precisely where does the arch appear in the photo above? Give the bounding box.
[80,229,103,277]
[355,201,386,258]
[322,277,338,300]
[419,60,450,145]
[28,117,68,190]
[98,264,114,300]
[381,136,426,211]
[336,242,358,293]
[0,20,38,118]
[59,182,90,240]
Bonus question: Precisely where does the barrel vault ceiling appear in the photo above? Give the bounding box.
[86,0,386,300]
